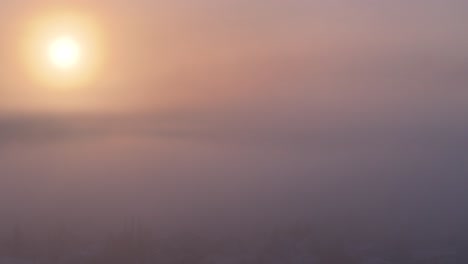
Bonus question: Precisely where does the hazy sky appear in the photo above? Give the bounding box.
[0,0,467,236]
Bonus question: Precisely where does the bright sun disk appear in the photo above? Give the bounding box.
[48,35,81,69]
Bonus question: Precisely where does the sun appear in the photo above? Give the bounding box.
[48,35,82,70]
[21,10,105,89]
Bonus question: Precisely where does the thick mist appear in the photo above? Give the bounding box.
[0,0,467,244]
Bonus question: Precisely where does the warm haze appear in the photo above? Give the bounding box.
[0,1,468,264]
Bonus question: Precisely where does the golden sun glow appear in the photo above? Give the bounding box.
[48,35,82,69]
[21,10,105,89]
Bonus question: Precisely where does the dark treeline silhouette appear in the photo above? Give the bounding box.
[0,222,464,264]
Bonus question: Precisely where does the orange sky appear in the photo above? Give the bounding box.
[0,0,465,115]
